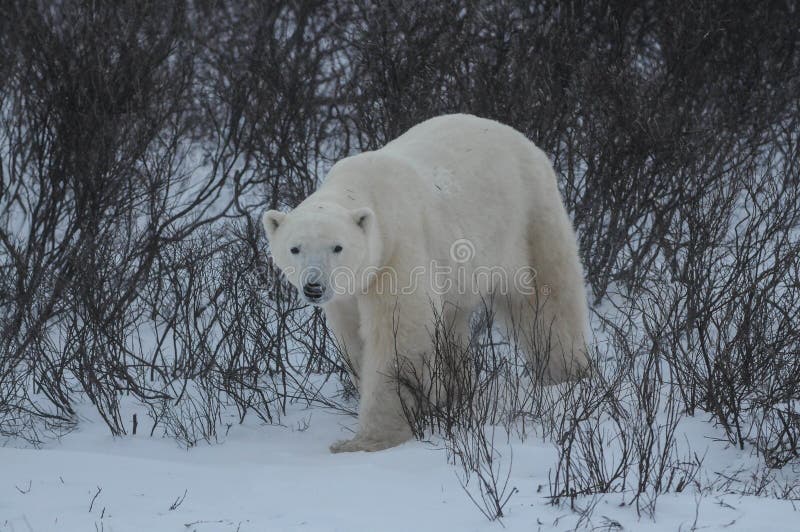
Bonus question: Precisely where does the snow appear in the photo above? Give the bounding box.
[3,400,798,532]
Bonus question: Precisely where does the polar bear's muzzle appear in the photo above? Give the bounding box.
[299,266,331,305]
[303,281,326,302]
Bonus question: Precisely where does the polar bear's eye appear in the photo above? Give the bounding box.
[290,246,300,255]
[333,245,343,253]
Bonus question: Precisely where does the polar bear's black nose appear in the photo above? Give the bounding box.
[303,282,324,300]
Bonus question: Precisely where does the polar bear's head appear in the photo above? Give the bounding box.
[262,203,378,306]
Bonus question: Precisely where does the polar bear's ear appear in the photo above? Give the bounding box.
[350,207,374,232]
[262,210,286,240]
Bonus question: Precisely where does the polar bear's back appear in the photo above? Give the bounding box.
[383,114,547,181]
[381,114,558,231]
[318,114,564,268]
[380,113,556,206]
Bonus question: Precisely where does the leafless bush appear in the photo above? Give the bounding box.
[394,301,551,444]
[1,0,203,440]
[391,304,533,521]
[0,0,343,444]
[710,465,800,501]
[447,423,518,522]
[626,141,800,466]
[392,301,705,520]
[546,341,703,518]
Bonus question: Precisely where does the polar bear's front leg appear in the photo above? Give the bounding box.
[324,298,364,387]
[329,338,415,453]
[328,364,413,453]
[330,295,429,453]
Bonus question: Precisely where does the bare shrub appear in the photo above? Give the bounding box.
[391,303,540,520]
[546,345,703,518]
[0,0,343,444]
[1,0,202,440]
[711,465,800,501]
[394,301,553,443]
[447,423,518,522]
[629,144,800,466]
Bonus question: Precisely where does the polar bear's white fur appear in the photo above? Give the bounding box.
[263,114,589,453]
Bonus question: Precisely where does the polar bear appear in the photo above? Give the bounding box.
[263,114,589,453]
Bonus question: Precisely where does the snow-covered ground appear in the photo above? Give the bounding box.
[3,399,798,532]
[3,289,797,530]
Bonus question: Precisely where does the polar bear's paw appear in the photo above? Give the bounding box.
[329,433,408,453]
